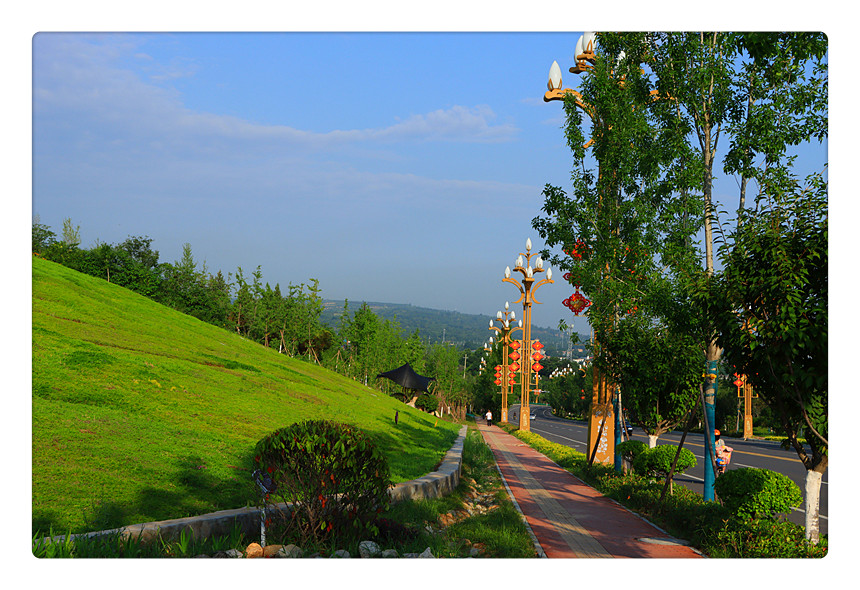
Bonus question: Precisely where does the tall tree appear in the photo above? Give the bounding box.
[534,31,703,465]
[709,172,827,544]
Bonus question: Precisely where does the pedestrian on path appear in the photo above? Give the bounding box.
[485,410,492,427]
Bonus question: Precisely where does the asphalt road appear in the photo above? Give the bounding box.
[509,404,827,536]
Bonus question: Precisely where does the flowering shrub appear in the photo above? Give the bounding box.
[253,420,391,547]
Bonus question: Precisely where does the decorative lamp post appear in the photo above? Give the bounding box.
[489,303,523,424]
[734,373,757,440]
[503,238,553,432]
[543,32,622,465]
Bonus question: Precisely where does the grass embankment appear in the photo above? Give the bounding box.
[32,258,459,535]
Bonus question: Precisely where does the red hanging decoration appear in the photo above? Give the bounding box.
[563,287,592,315]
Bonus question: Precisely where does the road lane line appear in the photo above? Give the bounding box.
[648,439,801,463]
[791,507,828,520]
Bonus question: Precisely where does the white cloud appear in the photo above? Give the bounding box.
[33,34,518,156]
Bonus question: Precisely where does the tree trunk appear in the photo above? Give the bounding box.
[805,459,827,544]
[648,434,658,448]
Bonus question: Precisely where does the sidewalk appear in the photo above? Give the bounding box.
[477,421,704,558]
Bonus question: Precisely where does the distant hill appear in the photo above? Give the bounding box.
[321,299,587,356]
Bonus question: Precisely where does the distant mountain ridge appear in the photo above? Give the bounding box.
[321,299,586,355]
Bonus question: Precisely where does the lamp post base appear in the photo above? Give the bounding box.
[587,403,615,464]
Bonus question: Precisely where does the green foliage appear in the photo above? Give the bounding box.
[604,316,701,438]
[33,522,248,558]
[713,467,802,520]
[632,444,696,480]
[513,429,586,470]
[709,173,827,468]
[32,219,57,253]
[414,394,438,414]
[253,420,391,547]
[711,518,827,558]
[615,440,647,464]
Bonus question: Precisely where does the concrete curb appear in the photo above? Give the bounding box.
[40,425,468,545]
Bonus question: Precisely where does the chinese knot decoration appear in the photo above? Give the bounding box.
[563,287,592,315]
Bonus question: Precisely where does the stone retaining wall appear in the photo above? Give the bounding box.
[43,425,468,545]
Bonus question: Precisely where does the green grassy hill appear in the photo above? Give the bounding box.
[32,258,459,535]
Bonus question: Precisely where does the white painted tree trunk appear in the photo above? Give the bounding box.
[805,469,823,544]
[648,434,658,448]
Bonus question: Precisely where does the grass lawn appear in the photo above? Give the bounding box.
[32,258,459,535]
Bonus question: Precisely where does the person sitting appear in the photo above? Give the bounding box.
[714,429,733,473]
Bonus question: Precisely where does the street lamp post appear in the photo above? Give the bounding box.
[489,303,523,424]
[503,238,553,432]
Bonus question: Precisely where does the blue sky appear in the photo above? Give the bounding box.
[30,30,605,331]
[29,29,831,334]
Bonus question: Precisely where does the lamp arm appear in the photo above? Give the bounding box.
[502,277,526,305]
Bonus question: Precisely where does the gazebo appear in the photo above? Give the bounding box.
[376,363,434,401]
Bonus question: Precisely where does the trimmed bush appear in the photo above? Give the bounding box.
[415,393,438,413]
[253,420,391,547]
[632,444,697,480]
[615,440,647,464]
[713,467,802,520]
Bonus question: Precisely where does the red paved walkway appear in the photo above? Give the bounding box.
[478,422,704,558]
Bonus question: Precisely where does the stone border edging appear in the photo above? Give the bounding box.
[40,425,468,545]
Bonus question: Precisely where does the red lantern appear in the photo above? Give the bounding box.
[532,363,543,372]
[509,351,520,361]
[509,341,521,350]
[509,363,520,372]
[532,341,544,351]
[494,379,502,385]
[733,379,744,388]
[532,351,544,362]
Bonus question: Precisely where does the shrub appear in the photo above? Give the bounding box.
[711,518,827,558]
[415,394,438,414]
[615,440,647,464]
[713,467,802,520]
[632,444,697,480]
[253,420,391,547]
[514,430,585,469]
